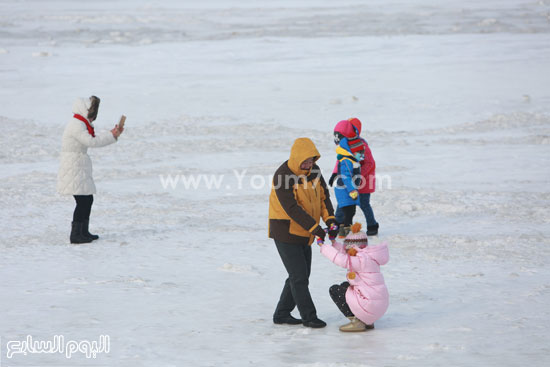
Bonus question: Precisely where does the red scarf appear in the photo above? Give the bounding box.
[73,114,95,137]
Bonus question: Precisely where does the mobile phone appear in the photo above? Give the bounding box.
[118,115,126,129]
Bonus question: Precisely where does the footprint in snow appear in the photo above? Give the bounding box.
[219,263,262,275]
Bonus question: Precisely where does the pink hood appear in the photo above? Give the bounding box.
[334,120,357,138]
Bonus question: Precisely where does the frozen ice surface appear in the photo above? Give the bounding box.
[1,0,549,366]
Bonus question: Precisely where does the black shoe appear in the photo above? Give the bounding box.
[70,222,93,244]
[303,318,327,328]
[273,315,302,325]
[82,220,99,240]
[367,223,379,236]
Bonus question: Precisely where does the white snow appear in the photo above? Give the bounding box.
[1,0,550,366]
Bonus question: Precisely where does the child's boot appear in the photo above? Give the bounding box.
[339,317,369,332]
[338,226,351,239]
[367,223,379,236]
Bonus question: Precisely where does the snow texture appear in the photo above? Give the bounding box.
[1,0,549,366]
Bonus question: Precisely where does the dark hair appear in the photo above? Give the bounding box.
[87,95,101,121]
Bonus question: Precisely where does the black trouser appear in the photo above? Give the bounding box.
[329,281,354,317]
[273,240,317,322]
[73,195,93,222]
[340,205,356,227]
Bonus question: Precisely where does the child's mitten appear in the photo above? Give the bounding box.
[327,222,339,240]
[347,247,358,256]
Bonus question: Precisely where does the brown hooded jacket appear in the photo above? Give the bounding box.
[268,138,335,245]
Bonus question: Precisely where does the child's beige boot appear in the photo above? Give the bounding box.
[339,317,368,332]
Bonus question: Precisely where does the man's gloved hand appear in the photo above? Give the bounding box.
[349,190,359,200]
[312,225,326,242]
[328,173,337,187]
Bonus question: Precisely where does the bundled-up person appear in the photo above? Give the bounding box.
[330,117,379,236]
[318,223,389,332]
[57,96,123,244]
[268,137,338,328]
[332,120,364,238]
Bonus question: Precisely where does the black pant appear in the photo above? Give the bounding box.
[273,240,317,322]
[73,195,93,222]
[329,282,354,317]
[340,205,356,226]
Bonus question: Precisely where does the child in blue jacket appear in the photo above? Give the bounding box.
[334,128,364,238]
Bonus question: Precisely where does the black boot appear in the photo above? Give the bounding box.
[303,318,327,328]
[82,220,99,240]
[70,222,93,244]
[273,315,302,325]
[367,223,379,236]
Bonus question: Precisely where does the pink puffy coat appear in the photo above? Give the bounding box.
[320,241,389,325]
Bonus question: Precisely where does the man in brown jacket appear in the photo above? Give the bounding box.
[269,137,338,328]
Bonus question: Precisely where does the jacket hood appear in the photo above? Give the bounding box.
[288,138,320,176]
[348,117,362,135]
[362,242,389,265]
[334,120,357,138]
[72,98,91,118]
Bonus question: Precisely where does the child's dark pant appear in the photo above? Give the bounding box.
[340,205,356,226]
[329,282,354,317]
[335,193,377,227]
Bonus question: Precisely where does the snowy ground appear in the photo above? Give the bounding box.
[1,0,550,366]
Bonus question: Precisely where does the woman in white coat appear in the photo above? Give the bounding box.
[57,96,123,243]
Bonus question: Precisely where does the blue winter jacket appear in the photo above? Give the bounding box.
[334,144,361,208]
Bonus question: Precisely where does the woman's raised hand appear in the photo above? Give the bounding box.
[111,125,122,139]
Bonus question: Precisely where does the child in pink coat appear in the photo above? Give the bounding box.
[318,223,389,332]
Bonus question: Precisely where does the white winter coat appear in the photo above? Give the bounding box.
[57,98,117,195]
